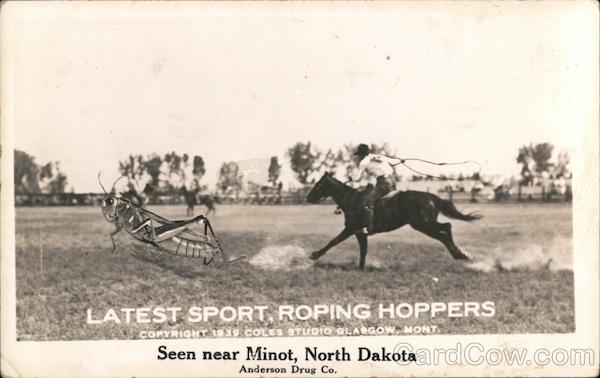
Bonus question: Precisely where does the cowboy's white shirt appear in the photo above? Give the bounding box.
[353,154,395,182]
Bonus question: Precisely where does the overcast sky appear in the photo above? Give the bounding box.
[7,2,592,192]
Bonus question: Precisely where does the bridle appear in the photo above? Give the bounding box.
[308,178,332,204]
[310,187,329,204]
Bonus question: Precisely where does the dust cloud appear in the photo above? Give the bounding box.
[249,245,313,271]
[463,234,572,273]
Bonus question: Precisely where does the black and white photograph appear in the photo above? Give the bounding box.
[1,1,598,377]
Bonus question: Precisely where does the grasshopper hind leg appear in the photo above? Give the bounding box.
[193,214,247,264]
[203,255,215,266]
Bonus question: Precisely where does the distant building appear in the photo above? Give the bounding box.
[236,158,270,190]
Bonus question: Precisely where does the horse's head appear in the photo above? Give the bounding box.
[306,172,334,204]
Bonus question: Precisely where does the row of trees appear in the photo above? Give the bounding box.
[285,141,572,187]
[516,143,570,185]
[117,152,206,195]
[286,142,402,185]
[13,141,571,196]
[14,150,68,194]
[117,153,281,195]
[219,156,283,192]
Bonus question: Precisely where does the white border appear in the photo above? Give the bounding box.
[1,2,598,377]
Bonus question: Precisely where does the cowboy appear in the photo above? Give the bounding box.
[352,144,400,234]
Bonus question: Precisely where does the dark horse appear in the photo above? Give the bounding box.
[180,186,217,216]
[306,172,481,270]
[198,194,218,216]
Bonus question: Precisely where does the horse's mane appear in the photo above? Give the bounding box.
[325,173,358,192]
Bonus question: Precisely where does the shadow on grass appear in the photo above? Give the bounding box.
[127,248,209,278]
[312,260,387,272]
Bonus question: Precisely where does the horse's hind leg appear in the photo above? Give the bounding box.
[437,222,471,259]
[411,221,470,260]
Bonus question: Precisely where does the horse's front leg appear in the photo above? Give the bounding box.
[355,233,368,270]
[310,228,354,260]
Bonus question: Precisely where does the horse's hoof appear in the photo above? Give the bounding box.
[309,251,321,260]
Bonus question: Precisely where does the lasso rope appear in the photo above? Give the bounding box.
[382,155,482,180]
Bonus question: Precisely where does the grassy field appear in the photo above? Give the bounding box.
[15,203,574,341]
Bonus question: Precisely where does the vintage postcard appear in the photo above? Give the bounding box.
[1,1,598,377]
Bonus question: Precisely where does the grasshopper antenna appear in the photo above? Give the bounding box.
[110,176,127,194]
[98,171,108,195]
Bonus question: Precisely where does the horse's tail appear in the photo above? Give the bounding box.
[433,196,482,222]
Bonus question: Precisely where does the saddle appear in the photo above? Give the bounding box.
[360,185,403,201]
[381,188,403,199]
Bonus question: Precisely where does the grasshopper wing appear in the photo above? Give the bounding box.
[153,225,220,259]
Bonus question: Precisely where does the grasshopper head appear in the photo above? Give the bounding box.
[101,195,119,223]
[98,172,128,223]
